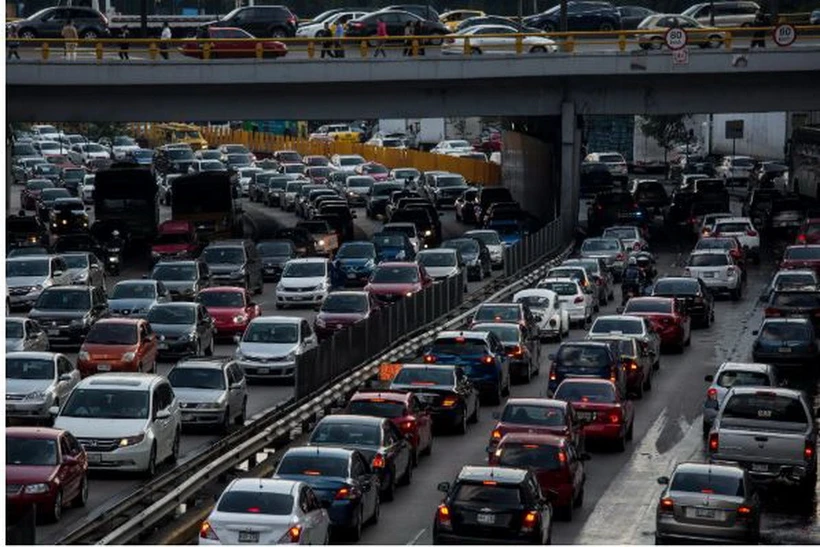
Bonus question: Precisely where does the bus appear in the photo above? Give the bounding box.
[143,123,209,150]
[93,166,159,242]
[171,172,242,241]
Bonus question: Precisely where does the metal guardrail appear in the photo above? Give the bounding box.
[60,215,571,545]
[503,216,573,277]
[7,25,817,62]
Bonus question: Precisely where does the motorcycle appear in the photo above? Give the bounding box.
[104,244,122,276]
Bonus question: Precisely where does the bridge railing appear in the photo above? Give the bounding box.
[8,25,817,61]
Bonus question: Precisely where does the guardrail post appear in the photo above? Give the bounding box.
[202,42,211,60]
[618,33,626,51]
[149,41,158,60]
[360,39,367,58]
[307,39,315,59]
[412,38,420,56]
[41,42,49,60]
[95,41,103,60]
[515,34,523,55]
[462,36,469,55]
[563,35,575,53]
[724,31,732,49]
[255,42,263,59]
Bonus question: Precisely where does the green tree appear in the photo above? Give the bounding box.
[637,115,690,163]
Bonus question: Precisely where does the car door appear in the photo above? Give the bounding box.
[51,257,70,286]
[154,383,176,458]
[56,355,79,403]
[227,364,245,417]
[57,434,80,499]
[384,421,409,478]
[138,322,156,368]
[410,394,433,451]
[566,442,585,497]
[197,305,214,347]
[352,452,377,517]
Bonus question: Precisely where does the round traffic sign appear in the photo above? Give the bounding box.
[772,23,797,47]
[664,27,688,50]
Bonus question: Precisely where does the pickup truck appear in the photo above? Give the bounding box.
[708,387,817,495]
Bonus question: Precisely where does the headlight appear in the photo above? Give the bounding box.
[74,272,89,282]
[199,401,224,409]
[286,351,297,361]
[23,483,50,494]
[24,391,47,401]
[233,314,247,324]
[122,351,136,361]
[424,230,432,237]
[405,291,414,297]
[318,239,326,247]
[108,255,119,263]
[364,259,375,269]
[31,284,44,293]
[184,332,197,341]
[119,434,145,447]
[78,350,90,361]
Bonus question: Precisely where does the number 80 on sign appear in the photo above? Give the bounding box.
[772,24,797,47]
[664,27,688,50]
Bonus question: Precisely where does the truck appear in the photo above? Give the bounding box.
[140,123,209,150]
[708,387,817,495]
[57,0,223,37]
[93,166,159,242]
[790,125,820,202]
[377,118,483,151]
[171,172,242,242]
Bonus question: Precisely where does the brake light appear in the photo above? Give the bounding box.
[608,409,621,424]
[659,498,674,512]
[737,505,752,518]
[708,432,719,453]
[288,16,297,24]
[746,229,758,237]
[610,366,618,383]
[491,429,502,440]
[549,369,557,381]
[423,355,436,363]
[805,440,815,461]
[372,453,386,469]
[508,345,524,357]
[285,525,302,543]
[437,504,452,528]
[574,296,585,303]
[557,450,567,463]
[482,355,495,365]
[707,388,717,401]
[400,418,416,430]
[200,521,219,541]
[688,217,697,224]
[335,486,361,500]
[798,234,807,243]
[442,396,458,407]
[625,359,639,371]
[521,510,539,532]
[765,307,781,317]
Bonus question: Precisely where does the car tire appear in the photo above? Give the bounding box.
[644,371,652,392]
[651,37,664,50]
[633,379,644,399]
[81,29,98,40]
[72,477,88,508]
[144,443,157,478]
[626,422,634,441]
[573,485,584,508]
[529,46,547,53]
[599,22,615,31]
[731,286,742,301]
[470,47,482,55]
[422,436,434,456]
[559,503,573,522]
[20,29,36,39]
[615,434,626,452]
[235,398,247,426]
[349,506,363,541]
[269,27,288,39]
[653,357,660,371]
[48,489,63,523]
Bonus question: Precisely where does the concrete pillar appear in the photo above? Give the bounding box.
[560,101,580,235]
[6,141,12,213]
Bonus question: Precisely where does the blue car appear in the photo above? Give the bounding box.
[274,446,380,540]
[422,330,511,405]
[752,317,818,366]
[334,241,377,287]
[127,149,155,167]
[372,232,416,262]
[547,341,624,396]
[488,219,525,246]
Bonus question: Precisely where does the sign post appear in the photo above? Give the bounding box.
[772,23,797,47]
[725,120,744,162]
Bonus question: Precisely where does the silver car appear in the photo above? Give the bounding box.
[235,316,319,379]
[656,462,760,544]
[579,237,626,280]
[563,258,615,304]
[167,357,248,432]
[602,225,648,254]
[6,351,81,422]
[6,318,50,352]
[685,250,742,299]
[59,252,106,290]
[702,362,776,435]
[416,248,465,282]
[464,229,505,269]
[6,255,71,309]
[110,279,172,318]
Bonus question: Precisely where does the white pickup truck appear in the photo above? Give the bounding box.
[708,387,817,495]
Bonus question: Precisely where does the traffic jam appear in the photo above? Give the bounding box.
[6,122,820,545]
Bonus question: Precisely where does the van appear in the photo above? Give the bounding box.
[681,1,760,27]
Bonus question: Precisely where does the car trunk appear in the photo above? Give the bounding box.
[210,513,292,544]
[451,500,525,539]
[668,491,744,528]
[716,418,810,468]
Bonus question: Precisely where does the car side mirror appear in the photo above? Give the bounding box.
[437,481,450,493]
[657,476,670,485]
[58,373,72,382]
[155,408,171,420]
[49,405,60,416]
[63,454,79,465]
[229,382,243,390]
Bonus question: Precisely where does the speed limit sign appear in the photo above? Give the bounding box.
[664,27,688,50]
[772,23,797,47]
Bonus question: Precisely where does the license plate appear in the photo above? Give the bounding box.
[752,463,769,472]
[158,342,168,350]
[695,508,716,519]
[238,531,259,543]
[255,368,269,375]
[97,364,111,371]
[779,347,792,353]
[702,272,715,278]
[182,414,196,422]
[476,513,496,525]
[347,273,357,279]
[291,296,308,301]
[576,411,596,421]
[87,453,101,463]
[48,329,60,336]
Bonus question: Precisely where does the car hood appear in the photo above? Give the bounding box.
[159,280,197,291]
[6,378,54,396]
[239,341,299,358]
[80,342,137,359]
[6,339,26,352]
[54,417,147,437]
[424,265,459,279]
[7,275,48,287]
[6,465,59,485]
[174,388,224,405]
[152,323,196,338]
[29,309,89,320]
[278,276,325,289]
[367,282,419,294]
[110,298,157,311]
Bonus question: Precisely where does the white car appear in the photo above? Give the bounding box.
[366,136,408,149]
[237,167,264,197]
[80,175,95,204]
[697,213,734,238]
[679,173,709,191]
[465,229,504,268]
[586,314,661,367]
[199,478,331,545]
[52,373,182,474]
[168,358,248,432]
[234,316,318,380]
[297,10,368,37]
[602,225,648,253]
[109,136,141,160]
[384,222,421,253]
[537,277,593,327]
[6,351,81,421]
[685,250,743,299]
[34,140,67,158]
[275,258,332,309]
[543,266,599,311]
[716,155,755,184]
[584,152,628,179]
[711,217,760,262]
[68,143,110,164]
[441,24,558,55]
[513,288,569,340]
[430,140,475,156]
[416,248,464,282]
[330,154,366,174]
[759,269,818,302]
[31,124,62,142]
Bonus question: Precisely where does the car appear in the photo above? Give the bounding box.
[366,182,405,219]
[423,330,511,404]
[274,227,317,257]
[356,162,389,182]
[621,297,691,352]
[715,154,756,184]
[196,287,261,340]
[547,341,627,398]
[763,289,820,333]
[187,159,227,175]
[298,10,370,37]
[168,357,247,432]
[200,240,264,294]
[584,151,628,179]
[204,5,298,38]
[780,244,820,276]
[416,248,465,284]
[6,317,50,352]
[455,188,479,224]
[365,261,432,305]
[685,250,743,300]
[58,251,105,290]
[702,362,777,435]
[389,167,421,184]
[52,373,181,475]
[563,257,616,305]
[796,218,820,245]
[372,232,416,263]
[307,414,413,501]
[7,246,49,259]
[695,237,747,272]
[711,217,760,263]
[538,277,594,327]
[327,242,375,288]
[15,6,109,39]
[423,172,469,207]
[150,260,211,301]
[150,220,202,265]
[390,208,440,248]
[636,14,726,49]
[314,291,374,339]
[513,288,570,341]
[6,427,88,523]
[554,378,634,452]
[618,5,656,29]
[683,0,760,26]
[434,466,554,545]
[430,139,474,156]
[154,145,196,176]
[440,8,486,29]
[32,163,62,185]
[578,237,627,280]
[588,314,661,368]
[543,266,599,311]
[441,238,492,281]
[147,302,215,360]
[759,269,818,302]
[182,26,287,58]
[296,220,340,257]
[652,276,715,328]
[383,222,421,254]
[275,258,333,310]
[471,322,540,383]
[253,240,295,283]
[273,447,379,540]
[346,10,448,40]
[109,279,171,318]
[77,318,158,377]
[655,462,761,544]
[753,316,818,367]
[5,352,81,423]
[464,229,505,269]
[590,335,653,398]
[469,302,536,336]
[601,225,648,253]
[442,24,558,55]
[20,179,55,210]
[35,187,72,222]
[697,212,734,238]
[235,316,318,380]
[28,285,108,348]
[329,154,366,174]
[488,397,584,456]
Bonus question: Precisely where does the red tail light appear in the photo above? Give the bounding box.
[508,345,524,357]
[400,417,416,430]
[423,355,436,363]
[765,308,781,317]
[797,234,807,243]
[437,504,452,528]
[520,510,539,532]
[625,359,639,372]
[746,229,758,237]
[285,525,302,543]
[549,369,557,381]
[442,396,458,407]
[708,432,719,453]
[660,498,674,512]
[574,296,585,303]
[200,521,219,541]
[736,505,752,518]
[482,355,495,365]
[491,428,502,440]
[707,388,717,401]
[596,205,603,211]
[805,440,815,461]
[608,408,622,424]
[335,486,361,500]
[372,453,386,469]
[609,366,618,383]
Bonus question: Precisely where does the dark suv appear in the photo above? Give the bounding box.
[154,145,196,176]
[200,240,264,294]
[207,6,298,38]
[16,6,110,39]
[524,1,621,31]
[29,285,109,348]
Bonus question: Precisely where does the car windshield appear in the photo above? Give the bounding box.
[348,399,406,418]
[61,254,89,269]
[474,305,520,322]
[6,321,24,339]
[217,491,294,516]
[392,367,454,386]
[147,305,195,325]
[671,471,744,496]
[257,242,293,257]
[7,438,58,466]
[382,139,404,147]
[203,247,244,265]
[603,228,637,239]
[785,247,820,260]
[85,322,138,345]
[468,232,501,246]
[418,252,456,267]
[714,222,750,234]
[592,318,642,335]
[337,244,375,259]
[624,299,672,314]
[501,403,565,426]
[27,180,54,190]
[7,357,53,380]
[226,154,252,165]
[454,483,521,507]
[555,381,616,403]
[547,268,584,282]
[340,157,365,166]
[516,295,551,309]
[372,184,403,197]
[200,160,225,171]
[243,323,298,344]
[282,164,305,174]
[277,455,349,477]
[199,291,245,308]
[168,367,225,390]
[113,136,136,146]
[497,443,563,471]
[393,169,418,179]
[310,422,381,447]
[363,164,388,175]
[372,266,419,284]
[653,280,698,296]
[374,235,405,247]
[167,149,194,160]
[348,177,374,188]
[152,264,196,281]
[436,176,466,188]
[282,262,326,278]
[35,290,90,310]
[759,322,812,341]
[716,370,771,389]
[321,294,368,313]
[582,239,621,252]
[556,346,610,367]
[308,167,332,178]
[384,225,416,238]
[444,240,479,256]
[112,283,157,300]
[771,292,820,308]
[723,393,808,423]
[61,389,150,419]
[7,259,49,277]
[41,189,71,201]
[775,274,816,290]
[472,325,519,343]
[540,281,578,296]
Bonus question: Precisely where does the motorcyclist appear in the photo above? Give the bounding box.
[634,250,656,282]
[621,256,648,305]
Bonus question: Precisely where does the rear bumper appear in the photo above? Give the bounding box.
[583,422,624,441]
[752,349,817,365]
[434,531,541,544]
[656,516,755,544]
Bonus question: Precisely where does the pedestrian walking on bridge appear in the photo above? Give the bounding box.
[160,22,172,59]
[374,18,388,57]
[61,19,78,61]
[7,24,21,60]
[119,24,130,60]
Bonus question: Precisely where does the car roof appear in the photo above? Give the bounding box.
[437,330,491,341]
[6,426,65,440]
[317,414,386,426]
[199,286,246,294]
[672,462,745,479]
[6,351,57,360]
[226,478,300,495]
[93,318,142,326]
[504,397,568,409]
[249,315,302,325]
[760,317,812,325]
[173,357,232,371]
[472,322,522,332]
[713,216,752,223]
[457,465,528,484]
[7,255,51,263]
[595,314,642,322]
[716,361,773,374]
[78,372,163,390]
[377,261,418,268]
[690,249,730,255]
[727,386,804,398]
[154,302,198,309]
[286,257,329,265]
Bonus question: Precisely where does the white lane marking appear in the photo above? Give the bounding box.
[575,412,702,544]
[407,528,426,545]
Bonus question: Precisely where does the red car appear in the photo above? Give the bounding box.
[181,27,288,59]
[6,427,88,523]
[306,166,333,185]
[621,296,691,351]
[365,262,433,305]
[553,378,635,451]
[345,390,434,465]
[780,244,820,275]
[488,398,585,454]
[20,179,55,210]
[196,287,261,339]
[314,291,374,339]
[796,218,820,245]
[151,220,202,264]
[489,432,587,520]
[356,162,390,182]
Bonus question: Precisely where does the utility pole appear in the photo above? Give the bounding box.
[560,0,568,31]
[709,0,715,26]
[518,0,523,24]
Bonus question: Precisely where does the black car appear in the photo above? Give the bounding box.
[630,179,669,212]
[524,0,621,31]
[15,6,110,39]
[587,190,646,234]
[580,162,615,196]
[274,447,380,540]
[390,364,480,433]
[547,341,626,397]
[346,10,448,41]
[651,276,715,328]
[147,302,216,360]
[154,145,196,176]
[390,208,439,248]
[257,239,296,281]
[28,285,109,348]
[434,466,554,544]
[380,4,441,20]
[273,227,317,256]
[366,182,404,219]
[307,415,413,502]
[49,198,89,235]
[442,238,491,281]
[206,5,298,38]
[36,187,73,223]
[7,215,49,248]
[617,5,656,29]
[200,239,264,294]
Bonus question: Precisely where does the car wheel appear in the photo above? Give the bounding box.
[370,492,381,524]
[48,489,63,523]
[470,47,482,55]
[644,370,652,392]
[235,398,247,426]
[633,378,644,399]
[615,434,626,452]
[349,506,363,541]
[653,357,660,371]
[626,421,634,441]
[708,35,723,48]
[72,477,88,508]
[81,29,98,40]
[651,37,664,50]
[20,29,36,39]
[573,485,584,508]
[270,28,288,39]
[599,22,615,31]
[559,503,573,522]
[422,436,434,456]
[144,443,157,478]
[529,46,547,53]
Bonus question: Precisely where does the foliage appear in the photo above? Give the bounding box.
[637,115,690,161]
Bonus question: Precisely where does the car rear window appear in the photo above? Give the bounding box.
[392,367,454,387]
[497,443,563,470]
[582,239,621,252]
[217,491,294,515]
[556,346,610,367]
[310,422,381,447]
[695,238,734,251]
[432,338,488,355]
[454,483,522,507]
[554,381,616,403]
[623,299,672,314]
[716,370,771,389]
[714,223,750,234]
[772,199,803,213]
[671,471,744,497]
[277,454,350,477]
[598,154,624,163]
[591,318,643,335]
[689,254,729,267]
[785,247,820,260]
[722,393,808,424]
[474,305,521,322]
[603,227,637,239]
[540,281,578,296]
[759,322,813,341]
[347,399,406,419]
[653,279,699,296]
[774,274,815,290]
[771,292,820,308]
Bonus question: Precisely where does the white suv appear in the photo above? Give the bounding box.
[537,277,593,327]
[697,213,733,239]
[711,217,760,263]
[685,250,743,299]
[53,373,181,475]
[716,155,755,184]
[275,258,331,309]
[585,152,628,179]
